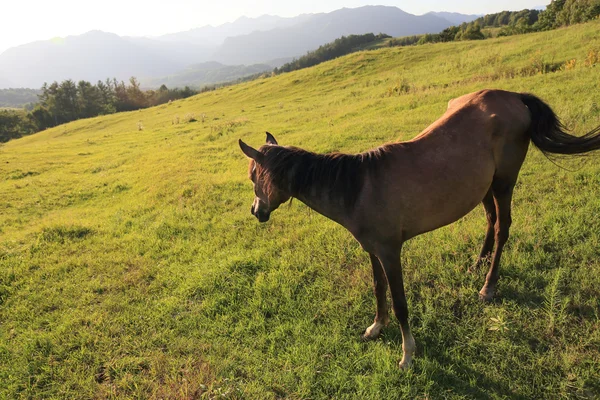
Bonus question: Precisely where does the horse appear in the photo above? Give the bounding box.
[238,89,600,368]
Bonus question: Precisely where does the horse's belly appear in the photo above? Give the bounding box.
[411,193,486,237]
[401,164,495,238]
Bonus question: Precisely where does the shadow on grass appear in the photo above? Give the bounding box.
[420,360,526,399]
[498,284,545,308]
[380,326,528,399]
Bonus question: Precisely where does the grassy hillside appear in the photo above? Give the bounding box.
[1,21,600,398]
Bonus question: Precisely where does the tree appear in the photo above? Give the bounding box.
[439,26,460,42]
[28,106,54,131]
[126,77,147,110]
[96,80,116,114]
[538,0,567,29]
[77,80,103,118]
[54,79,79,123]
[456,24,485,41]
[0,110,23,142]
[0,110,34,142]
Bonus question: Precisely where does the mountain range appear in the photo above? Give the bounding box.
[211,7,478,65]
[0,6,480,89]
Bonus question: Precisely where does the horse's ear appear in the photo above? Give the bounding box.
[266,132,278,145]
[239,139,263,162]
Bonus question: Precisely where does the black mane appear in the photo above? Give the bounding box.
[260,145,391,209]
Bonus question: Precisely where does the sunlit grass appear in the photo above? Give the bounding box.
[1,20,600,398]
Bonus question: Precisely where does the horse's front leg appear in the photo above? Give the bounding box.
[377,245,415,369]
[362,253,390,340]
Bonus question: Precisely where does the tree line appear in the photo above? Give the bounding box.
[272,0,600,76]
[31,78,197,129]
[415,10,541,44]
[1,78,198,142]
[274,33,391,75]
[415,0,599,44]
[538,0,600,29]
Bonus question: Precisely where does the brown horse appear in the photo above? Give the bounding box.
[238,89,600,368]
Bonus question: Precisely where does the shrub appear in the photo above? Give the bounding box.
[585,48,599,66]
[386,79,412,96]
[564,58,578,70]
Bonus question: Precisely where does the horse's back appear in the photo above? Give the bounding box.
[446,89,531,138]
[421,89,532,175]
[358,90,533,240]
[457,89,532,179]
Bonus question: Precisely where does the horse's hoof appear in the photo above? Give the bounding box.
[361,321,385,341]
[478,287,495,302]
[398,335,415,369]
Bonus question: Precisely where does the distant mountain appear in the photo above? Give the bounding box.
[124,36,214,66]
[265,57,295,68]
[0,6,478,89]
[212,6,456,65]
[142,61,272,88]
[156,14,315,47]
[0,88,40,107]
[427,12,481,25]
[0,31,185,89]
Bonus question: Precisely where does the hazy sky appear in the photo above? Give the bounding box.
[0,0,548,54]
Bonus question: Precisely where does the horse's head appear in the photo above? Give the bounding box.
[239,132,290,222]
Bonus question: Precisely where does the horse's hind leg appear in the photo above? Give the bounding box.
[479,178,515,301]
[362,253,390,340]
[471,188,496,271]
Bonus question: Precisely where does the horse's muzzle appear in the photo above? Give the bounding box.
[256,212,270,223]
[251,204,270,223]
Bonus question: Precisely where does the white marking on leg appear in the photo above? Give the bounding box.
[479,284,496,302]
[399,329,415,369]
[363,321,384,340]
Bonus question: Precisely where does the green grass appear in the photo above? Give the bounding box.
[1,21,600,399]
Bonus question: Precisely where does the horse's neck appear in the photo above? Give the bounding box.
[285,155,358,227]
[294,188,350,226]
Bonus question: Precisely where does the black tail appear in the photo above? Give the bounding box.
[521,93,600,155]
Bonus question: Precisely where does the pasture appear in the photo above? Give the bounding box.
[1,21,600,398]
